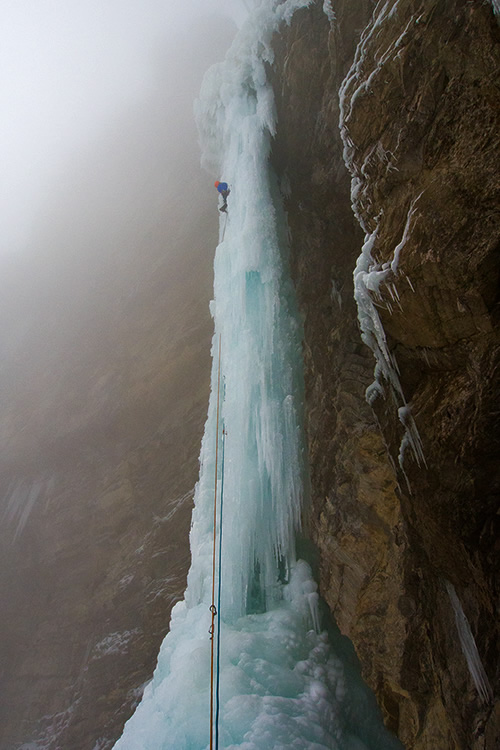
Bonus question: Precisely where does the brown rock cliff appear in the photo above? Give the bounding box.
[270,1,499,747]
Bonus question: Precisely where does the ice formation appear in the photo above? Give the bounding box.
[323,0,336,26]
[114,3,402,749]
[338,1,425,474]
[445,581,493,705]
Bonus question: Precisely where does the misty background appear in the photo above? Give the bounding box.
[1,0,246,254]
[0,2,243,748]
[0,1,243,458]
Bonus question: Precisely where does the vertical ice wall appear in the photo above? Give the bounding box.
[188,0,313,624]
[114,3,402,749]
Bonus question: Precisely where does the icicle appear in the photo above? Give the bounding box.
[323,0,336,26]
[404,273,415,292]
[398,406,426,469]
[489,0,500,20]
[445,581,493,704]
[390,193,423,274]
[345,129,425,472]
[353,224,426,471]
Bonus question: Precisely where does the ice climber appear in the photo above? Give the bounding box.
[214,180,230,212]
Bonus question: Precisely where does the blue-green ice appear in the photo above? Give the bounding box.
[114,3,403,749]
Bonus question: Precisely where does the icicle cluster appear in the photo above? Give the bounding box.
[339,1,425,475]
[113,3,404,749]
[323,0,336,26]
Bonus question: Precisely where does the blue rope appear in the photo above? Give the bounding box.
[215,422,226,750]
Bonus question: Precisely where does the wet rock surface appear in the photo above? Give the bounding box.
[271,1,499,747]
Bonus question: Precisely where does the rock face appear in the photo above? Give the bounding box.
[2,5,498,749]
[270,1,499,748]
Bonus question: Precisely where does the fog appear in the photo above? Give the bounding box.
[0,9,253,746]
[0,0,243,456]
[0,0,247,256]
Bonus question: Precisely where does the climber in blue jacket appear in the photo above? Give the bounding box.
[214,180,230,212]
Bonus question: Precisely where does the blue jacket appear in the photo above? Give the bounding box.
[217,182,229,193]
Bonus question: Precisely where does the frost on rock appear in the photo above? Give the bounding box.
[352,213,425,478]
[18,701,82,750]
[323,0,336,26]
[339,2,425,475]
[338,0,412,228]
[92,630,140,659]
[114,3,402,749]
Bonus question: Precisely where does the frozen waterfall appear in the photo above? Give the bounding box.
[113,3,402,749]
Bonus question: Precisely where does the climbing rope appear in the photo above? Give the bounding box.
[221,211,228,242]
[215,422,226,750]
[209,335,222,750]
